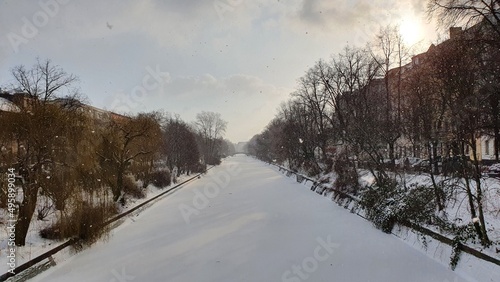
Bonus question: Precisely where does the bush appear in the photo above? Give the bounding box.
[448,223,479,269]
[150,170,171,188]
[333,152,360,195]
[361,177,436,234]
[190,163,207,174]
[40,201,117,245]
[39,224,62,240]
[37,200,53,221]
[206,156,221,165]
[303,160,321,177]
[323,157,334,172]
[398,184,436,224]
[123,175,146,199]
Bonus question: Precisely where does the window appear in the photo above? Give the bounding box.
[485,139,490,155]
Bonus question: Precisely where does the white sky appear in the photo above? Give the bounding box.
[0,0,441,143]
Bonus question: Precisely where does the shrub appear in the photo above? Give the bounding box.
[449,223,478,269]
[333,152,360,195]
[123,175,145,199]
[150,170,171,188]
[37,201,53,221]
[361,177,401,233]
[40,201,117,245]
[190,163,206,174]
[361,177,436,234]
[206,156,221,165]
[39,224,61,240]
[323,157,334,172]
[398,184,436,224]
[303,160,321,177]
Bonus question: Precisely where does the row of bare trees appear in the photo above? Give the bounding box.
[0,59,232,246]
[249,1,500,247]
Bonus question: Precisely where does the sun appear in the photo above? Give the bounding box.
[399,16,424,46]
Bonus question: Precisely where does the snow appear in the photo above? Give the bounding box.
[487,163,500,171]
[30,155,471,282]
[0,174,191,275]
[0,97,20,112]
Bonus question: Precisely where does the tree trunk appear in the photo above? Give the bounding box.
[432,141,439,175]
[475,176,490,245]
[490,93,499,161]
[471,139,491,245]
[15,185,38,246]
[430,173,444,211]
[114,167,124,203]
[464,177,483,238]
[495,123,500,161]
[428,143,444,211]
[388,142,395,171]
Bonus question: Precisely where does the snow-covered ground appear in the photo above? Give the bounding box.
[0,173,191,275]
[357,169,500,257]
[29,155,474,281]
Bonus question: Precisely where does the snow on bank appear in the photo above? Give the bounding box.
[271,164,500,282]
[0,173,191,275]
[31,156,467,282]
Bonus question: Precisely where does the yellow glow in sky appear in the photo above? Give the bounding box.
[399,16,424,46]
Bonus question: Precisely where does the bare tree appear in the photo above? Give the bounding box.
[220,139,236,157]
[427,0,500,41]
[163,116,201,176]
[11,58,79,104]
[429,35,491,245]
[247,118,287,164]
[293,62,332,160]
[3,59,83,246]
[368,25,411,168]
[98,112,163,204]
[401,51,448,211]
[194,111,227,165]
[428,0,500,161]
[319,46,389,180]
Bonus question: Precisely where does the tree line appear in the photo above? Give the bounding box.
[0,59,234,246]
[248,1,500,251]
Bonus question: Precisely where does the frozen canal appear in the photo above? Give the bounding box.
[33,155,469,282]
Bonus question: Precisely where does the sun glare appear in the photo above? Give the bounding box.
[399,17,423,46]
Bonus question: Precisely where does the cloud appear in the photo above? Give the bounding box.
[285,0,419,44]
[156,73,289,102]
[99,71,292,142]
[145,73,291,141]
[0,0,439,142]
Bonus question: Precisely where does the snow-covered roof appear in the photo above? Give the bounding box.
[0,97,20,112]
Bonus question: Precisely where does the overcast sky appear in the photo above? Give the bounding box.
[0,0,441,143]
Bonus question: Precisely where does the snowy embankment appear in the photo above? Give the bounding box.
[30,155,469,282]
[357,169,500,256]
[0,173,192,276]
[276,165,500,281]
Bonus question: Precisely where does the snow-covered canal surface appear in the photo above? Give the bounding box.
[33,155,470,282]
